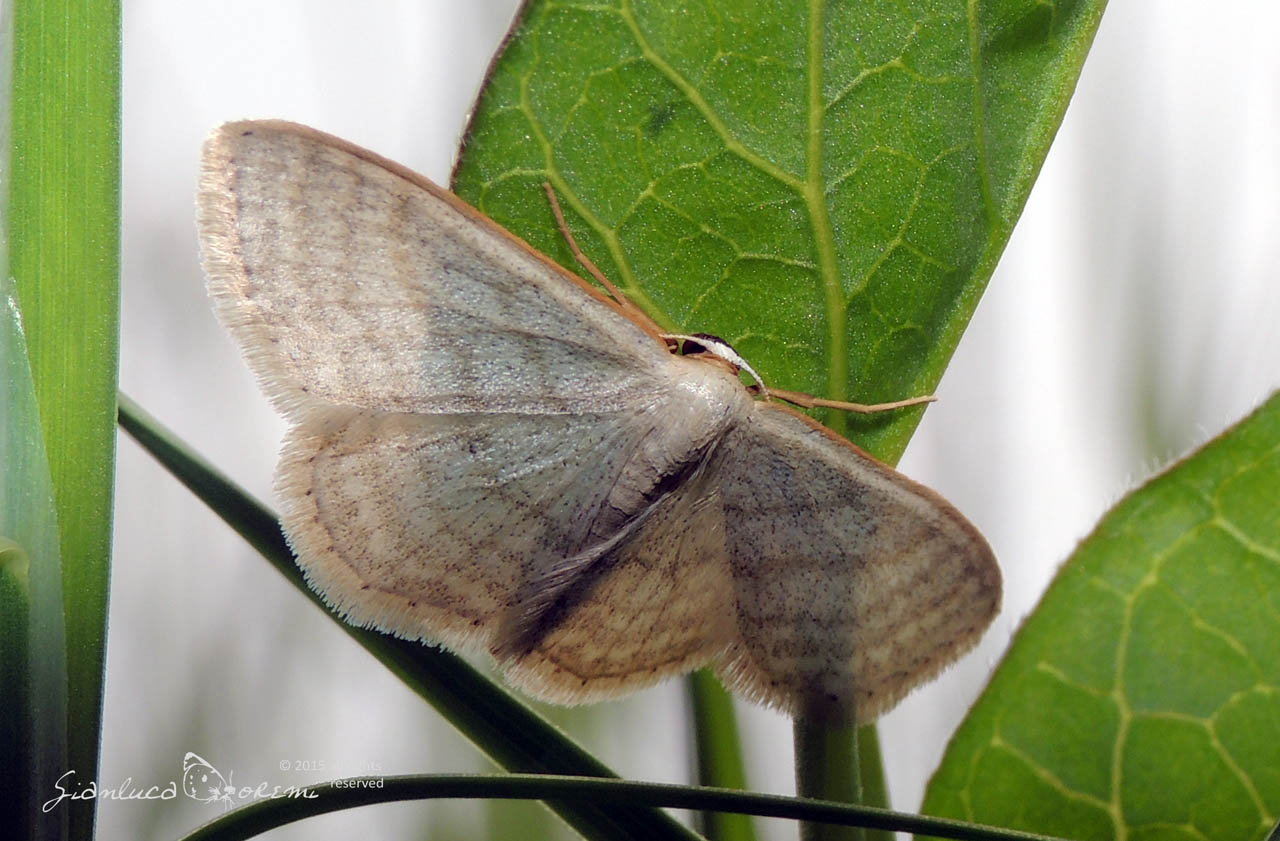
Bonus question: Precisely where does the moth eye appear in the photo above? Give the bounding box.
[677,337,707,356]
[675,332,734,357]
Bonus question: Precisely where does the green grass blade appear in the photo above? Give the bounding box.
[175,773,1077,841]
[117,394,702,841]
[0,278,68,840]
[7,1,121,837]
[922,392,1280,841]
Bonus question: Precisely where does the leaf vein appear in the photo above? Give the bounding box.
[618,0,803,191]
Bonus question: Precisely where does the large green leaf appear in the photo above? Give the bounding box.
[452,0,1105,461]
[452,0,1106,825]
[921,392,1280,841]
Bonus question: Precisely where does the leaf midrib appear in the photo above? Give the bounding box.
[804,0,848,431]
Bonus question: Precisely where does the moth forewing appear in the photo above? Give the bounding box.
[199,119,1001,724]
[198,121,672,419]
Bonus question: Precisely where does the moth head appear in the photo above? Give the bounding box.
[662,332,770,399]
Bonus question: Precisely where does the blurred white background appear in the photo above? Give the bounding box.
[107,2,1280,839]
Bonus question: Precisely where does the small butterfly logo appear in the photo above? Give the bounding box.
[182,752,235,810]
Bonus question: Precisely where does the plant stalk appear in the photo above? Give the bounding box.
[794,712,861,841]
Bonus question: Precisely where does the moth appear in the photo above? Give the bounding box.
[199,120,1000,723]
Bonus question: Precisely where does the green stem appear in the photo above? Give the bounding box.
[794,714,861,841]
[176,773,1075,841]
[855,725,893,841]
[687,670,756,841]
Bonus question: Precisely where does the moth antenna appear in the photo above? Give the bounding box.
[768,387,937,414]
[662,333,770,399]
[541,183,665,336]
[543,182,929,417]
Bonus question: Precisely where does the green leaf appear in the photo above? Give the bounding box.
[688,671,757,841]
[452,0,1105,827]
[921,392,1280,841]
[0,278,68,840]
[451,0,1105,461]
[7,2,121,837]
